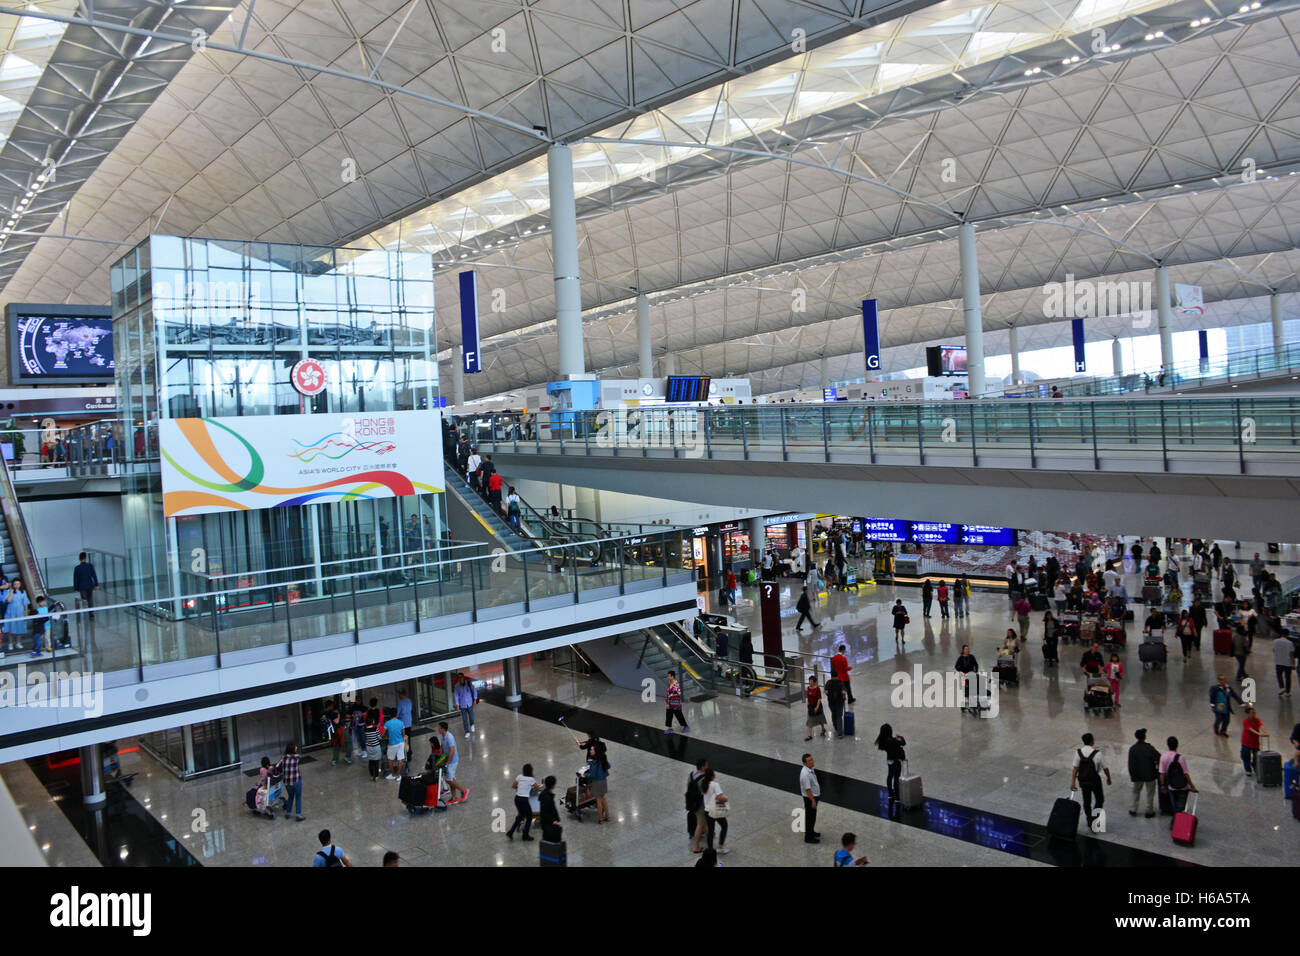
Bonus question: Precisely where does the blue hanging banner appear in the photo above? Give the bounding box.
[862,299,881,376]
[459,270,481,373]
[1071,318,1086,372]
[1198,329,1209,361]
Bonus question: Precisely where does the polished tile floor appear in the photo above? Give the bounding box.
[9,541,1297,866]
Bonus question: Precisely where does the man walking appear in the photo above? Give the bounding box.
[1272,632,1296,697]
[1209,674,1242,738]
[794,587,818,632]
[383,709,406,781]
[665,670,690,734]
[799,753,821,844]
[1127,729,1160,818]
[1070,732,1111,829]
[454,672,478,732]
[395,688,413,767]
[313,830,352,867]
[72,552,98,619]
[1231,626,1251,683]
[437,721,469,803]
[275,742,306,822]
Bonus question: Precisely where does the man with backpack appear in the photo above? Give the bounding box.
[1159,737,1197,821]
[1127,728,1161,818]
[1070,732,1112,829]
[313,830,352,867]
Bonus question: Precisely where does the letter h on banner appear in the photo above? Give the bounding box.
[1071,318,1086,373]
[459,270,481,373]
[863,299,881,376]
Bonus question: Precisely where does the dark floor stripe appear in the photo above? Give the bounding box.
[483,689,1195,868]
[25,756,202,867]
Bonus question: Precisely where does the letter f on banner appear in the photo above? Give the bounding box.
[459,270,481,373]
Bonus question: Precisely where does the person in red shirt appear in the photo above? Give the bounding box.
[1240,707,1268,776]
[805,676,827,741]
[487,471,504,512]
[830,644,855,704]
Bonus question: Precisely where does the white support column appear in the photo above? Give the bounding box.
[636,293,653,379]
[548,143,585,378]
[1112,337,1124,376]
[451,346,466,406]
[1008,325,1021,385]
[1271,292,1285,358]
[663,351,676,376]
[819,356,829,391]
[958,222,986,398]
[1155,265,1175,374]
[748,517,766,565]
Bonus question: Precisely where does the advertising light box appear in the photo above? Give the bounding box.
[160,409,444,518]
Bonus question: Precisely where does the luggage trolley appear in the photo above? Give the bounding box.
[246,772,287,819]
[564,767,598,821]
[1083,676,1115,716]
[398,768,450,814]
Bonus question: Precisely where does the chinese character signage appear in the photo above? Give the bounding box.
[159,409,444,517]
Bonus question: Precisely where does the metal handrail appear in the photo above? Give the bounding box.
[0,445,54,606]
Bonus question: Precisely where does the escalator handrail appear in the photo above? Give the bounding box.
[0,449,55,608]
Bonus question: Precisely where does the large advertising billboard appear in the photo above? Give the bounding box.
[159,409,444,518]
[7,303,114,384]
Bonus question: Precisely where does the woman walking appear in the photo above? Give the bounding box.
[506,763,540,841]
[700,768,729,854]
[875,723,907,802]
[805,675,828,741]
[891,599,909,644]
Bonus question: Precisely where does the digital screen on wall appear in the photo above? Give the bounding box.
[7,303,114,384]
[959,525,1018,546]
[665,375,711,402]
[939,346,967,376]
[911,521,960,543]
[861,518,910,542]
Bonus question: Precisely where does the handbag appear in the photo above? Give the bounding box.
[709,798,729,818]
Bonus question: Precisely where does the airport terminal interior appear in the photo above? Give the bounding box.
[0,0,1298,884]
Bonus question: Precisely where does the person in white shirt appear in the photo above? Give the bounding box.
[799,753,821,844]
[1273,635,1296,697]
[1054,580,1068,613]
[465,449,482,490]
[506,763,540,841]
[700,768,729,854]
[1070,732,1112,828]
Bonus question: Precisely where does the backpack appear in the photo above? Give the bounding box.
[685,772,703,813]
[316,845,344,868]
[1077,749,1100,785]
[1165,754,1188,790]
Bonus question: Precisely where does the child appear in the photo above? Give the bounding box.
[29,595,50,657]
[1106,653,1124,708]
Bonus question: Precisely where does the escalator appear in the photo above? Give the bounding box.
[0,444,63,653]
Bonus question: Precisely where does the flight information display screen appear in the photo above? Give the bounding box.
[665,375,711,402]
[8,304,114,384]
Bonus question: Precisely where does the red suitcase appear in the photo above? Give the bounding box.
[1102,625,1125,646]
[1212,629,1232,655]
[1171,794,1198,846]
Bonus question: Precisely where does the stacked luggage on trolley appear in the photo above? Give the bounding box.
[1083,676,1115,715]
[1140,624,1167,670]
[398,768,450,814]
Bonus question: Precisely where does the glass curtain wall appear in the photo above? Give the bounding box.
[112,236,442,611]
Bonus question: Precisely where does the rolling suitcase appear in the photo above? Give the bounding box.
[1101,624,1125,646]
[539,839,568,867]
[898,760,923,809]
[1257,737,1282,788]
[843,709,855,736]
[1171,794,1198,846]
[1213,629,1232,655]
[1030,593,1049,611]
[1143,585,1163,605]
[1047,791,1080,839]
